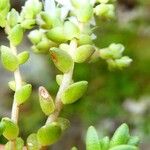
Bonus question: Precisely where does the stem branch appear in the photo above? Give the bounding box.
[46,39,77,124]
[10,44,22,124]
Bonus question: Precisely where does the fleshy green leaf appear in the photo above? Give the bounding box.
[110,123,130,147]
[36,11,53,29]
[76,4,93,23]
[46,26,67,43]
[36,37,51,54]
[28,30,43,45]
[14,84,32,105]
[37,122,62,146]
[21,19,35,29]
[115,56,132,69]
[27,133,39,150]
[0,0,10,10]
[8,24,24,46]
[59,43,70,52]
[78,34,93,46]
[8,81,26,91]
[5,137,24,150]
[17,51,30,65]
[49,47,73,73]
[39,86,55,116]
[94,4,115,19]
[73,44,95,63]
[64,21,79,40]
[0,45,19,71]
[7,8,19,27]
[2,117,19,140]
[61,81,88,104]
[86,126,101,150]
[109,43,124,59]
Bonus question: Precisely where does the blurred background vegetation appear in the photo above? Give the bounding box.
[0,0,150,149]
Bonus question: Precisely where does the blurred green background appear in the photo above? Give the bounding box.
[0,0,150,149]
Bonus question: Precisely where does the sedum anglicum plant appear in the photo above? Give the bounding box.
[0,0,137,149]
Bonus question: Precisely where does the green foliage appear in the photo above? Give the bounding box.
[17,51,30,65]
[39,86,55,116]
[73,45,95,63]
[0,0,10,27]
[61,81,88,104]
[94,3,115,19]
[5,137,24,150]
[27,133,39,150]
[8,24,24,46]
[14,84,32,105]
[86,126,101,150]
[37,122,62,146]
[28,30,43,45]
[0,0,141,149]
[73,124,139,150]
[76,3,93,23]
[49,47,74,73]
[0,45,19,71]
[110,123,130,147]
[7,9,19,28]
[1,118,19,140]
[100,43,132,70]
[46,26,68,43]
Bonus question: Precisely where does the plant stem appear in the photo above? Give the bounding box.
[46,39,77,124]
[10,44,22,124]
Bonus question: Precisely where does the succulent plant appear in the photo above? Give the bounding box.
[0,0,137,149]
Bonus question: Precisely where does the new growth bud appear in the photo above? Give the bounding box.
[94,4,115,19]
[99,43,132,69]
[20,0,42,20]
